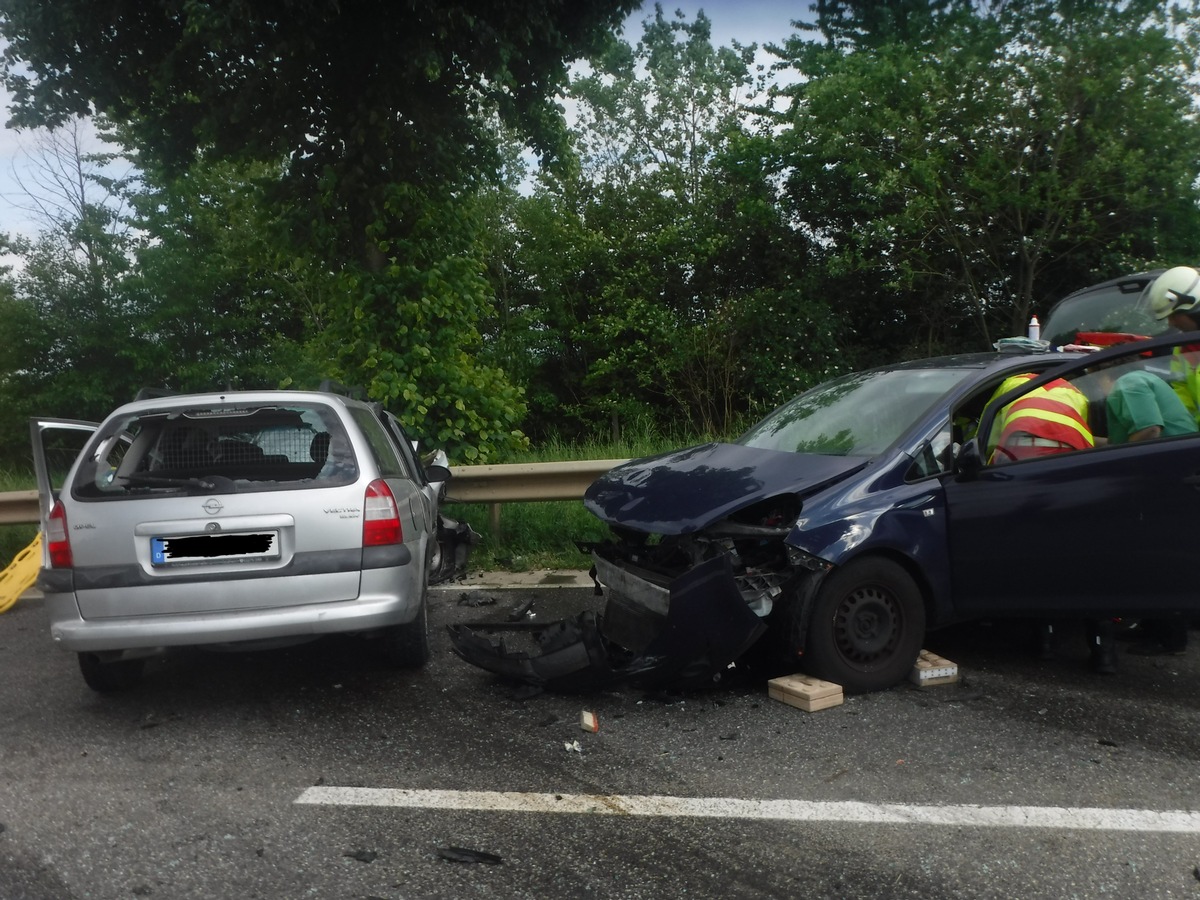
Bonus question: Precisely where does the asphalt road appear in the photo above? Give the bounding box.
[2,583,1200,899]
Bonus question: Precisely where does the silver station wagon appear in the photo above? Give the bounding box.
[31,389,466,692]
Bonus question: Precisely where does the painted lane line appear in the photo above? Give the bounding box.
[294,787,1200,833]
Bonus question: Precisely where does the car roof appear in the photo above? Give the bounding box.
[110,389,370,418]
[1052,270,1163,304]
[866,349,1087,378]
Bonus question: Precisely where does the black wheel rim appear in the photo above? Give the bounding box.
[832,583,900,665]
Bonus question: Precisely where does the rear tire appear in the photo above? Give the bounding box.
[383,586,430,668]
[804,557,925,693]
[78,653,145,693]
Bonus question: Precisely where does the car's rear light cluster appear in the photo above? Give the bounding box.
[362,479,403,546]
[46,501,73,568]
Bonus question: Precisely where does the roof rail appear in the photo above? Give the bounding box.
[134,387,180,401]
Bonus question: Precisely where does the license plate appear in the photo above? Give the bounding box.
[151,532,279,565]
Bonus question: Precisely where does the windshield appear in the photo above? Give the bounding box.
[738,367,973,457]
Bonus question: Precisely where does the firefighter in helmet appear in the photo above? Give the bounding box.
[1145,265,1200,421]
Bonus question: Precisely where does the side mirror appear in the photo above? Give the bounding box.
[425,464,451,484]
[955,439,984,479]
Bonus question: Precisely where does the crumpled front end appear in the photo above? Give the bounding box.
[448,498,805,691]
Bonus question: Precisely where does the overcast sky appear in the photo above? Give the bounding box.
[0,2,809,244]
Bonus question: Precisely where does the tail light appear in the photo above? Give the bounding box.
[46,500,73,568]
[362,479,403,546]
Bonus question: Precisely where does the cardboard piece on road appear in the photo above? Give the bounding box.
[768,674,844,712]
[910,649,959,687]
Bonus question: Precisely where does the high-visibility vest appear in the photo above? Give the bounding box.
[1169,348,1200,422]
[988,373,1093,461]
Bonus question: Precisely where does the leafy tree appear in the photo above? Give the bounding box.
[122,155,323,394]
[506,7,836,440]
[773,0,1200,354]
[311,181,529,461]
[0,126,142,463]
[803,0,974,49]
[1,0,637,461]
[0,0,639,266]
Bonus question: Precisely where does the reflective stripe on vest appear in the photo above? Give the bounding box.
[996,375,1093,452]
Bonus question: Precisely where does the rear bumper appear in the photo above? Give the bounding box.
[43,567,424,652]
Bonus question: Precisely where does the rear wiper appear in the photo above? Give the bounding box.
[117,473,231,492]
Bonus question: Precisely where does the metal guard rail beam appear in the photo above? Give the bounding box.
[0,490,38,525]
[441,459,628,504]
[0,459,630,524]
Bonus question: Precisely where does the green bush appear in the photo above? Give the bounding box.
[0,468,38,569]
[0,524,39,567]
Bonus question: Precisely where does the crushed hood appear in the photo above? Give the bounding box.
[583,442,866,535]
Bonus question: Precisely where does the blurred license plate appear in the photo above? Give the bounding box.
[151,532,279,565]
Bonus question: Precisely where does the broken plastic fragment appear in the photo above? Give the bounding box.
[437,846,504,865]
[446,555,767,692]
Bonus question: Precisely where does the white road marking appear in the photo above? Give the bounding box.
[295,787,1200,833]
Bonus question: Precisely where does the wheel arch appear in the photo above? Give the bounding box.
[781,548,930,692]
[785,547,935,639]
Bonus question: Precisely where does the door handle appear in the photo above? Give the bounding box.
[1185,474,1200,487]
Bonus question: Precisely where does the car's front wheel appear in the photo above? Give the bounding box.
[804,557,925,693]
[78,653,145,693]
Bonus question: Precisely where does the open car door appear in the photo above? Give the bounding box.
[29,418,99,558]
[944,332,1200,619]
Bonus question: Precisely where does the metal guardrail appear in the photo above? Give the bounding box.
[0,460,630,525]
[442,459,628,504]
[0,490,38,525]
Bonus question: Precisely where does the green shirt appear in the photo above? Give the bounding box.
[1106,370,1199,444]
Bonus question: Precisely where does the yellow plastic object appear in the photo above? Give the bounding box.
[0,533,42,614]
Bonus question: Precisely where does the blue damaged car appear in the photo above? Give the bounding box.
[451,331,1200,693]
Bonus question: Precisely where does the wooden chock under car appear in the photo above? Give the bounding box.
[909,649,959,687]
[767,674,844,712]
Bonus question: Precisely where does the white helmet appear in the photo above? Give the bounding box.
[1146,266,1200,320]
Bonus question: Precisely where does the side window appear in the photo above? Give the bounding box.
[1080,355,1198,448]
[977,370,1096,466]
[905,419,954,480]
[381,411,424,482]
[906,370,1048,480]
[969,337,1200,468]
[349,407,408,478]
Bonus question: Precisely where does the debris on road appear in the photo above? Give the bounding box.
[507,598,535,622]
[579,710,598,732]
[456,592,496,608]
[437,846,504,865]
[343,849,378,863]
[448,560,766,692]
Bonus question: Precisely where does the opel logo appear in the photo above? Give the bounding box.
[202,498,224,515]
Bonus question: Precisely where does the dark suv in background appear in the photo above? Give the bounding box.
[1041,270,1166,347]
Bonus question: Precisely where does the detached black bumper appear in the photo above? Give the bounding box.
[447,555,767,691]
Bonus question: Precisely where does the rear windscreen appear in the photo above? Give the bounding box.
[72,403,358,498]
